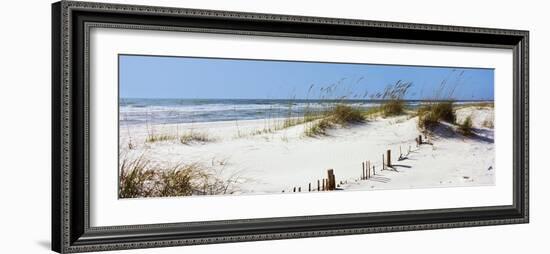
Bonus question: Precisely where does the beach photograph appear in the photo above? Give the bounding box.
[118,55,495,198]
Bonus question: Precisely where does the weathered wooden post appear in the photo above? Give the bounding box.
[366,161,369,179]
[293,187,296,192]
[386,149,391,167]
[317,179,320,191]
[373,165,376,175]
[382,154,385,170]
[327,169,336,190]
[418,135,423,145]
[308,183,311,192]
[298,187,301,192]
[362,162,365,180]
[322,179,325,191]
[367,161,371,178]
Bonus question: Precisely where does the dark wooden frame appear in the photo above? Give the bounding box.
[52,1,529,253]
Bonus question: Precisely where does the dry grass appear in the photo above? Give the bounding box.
[458,115,473,136]
[146,133,177,143]
[379,80,412,117]
[304,104,364,137]
[119,155,239,198]
[417,102,456,130]
[330,104,365,124]
[304,118,333,137]
[179,131,215,145]
[381,100,405,117]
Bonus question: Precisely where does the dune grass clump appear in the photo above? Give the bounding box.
[179,131,214,145]
[146,133,177,143]
[458,115,473,136]
[417,101,456,130]
[381,100,405,117]
[305,118,333,137]
[118,156,156,198]
[330,104,365,124]
[157,164,200,196]
[118,156,236,198]
[304,104,365,137]
[379,80,412,117]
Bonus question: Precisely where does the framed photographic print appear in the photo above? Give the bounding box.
[51,1,529,253]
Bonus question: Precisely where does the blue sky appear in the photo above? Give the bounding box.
[119,55,494,100]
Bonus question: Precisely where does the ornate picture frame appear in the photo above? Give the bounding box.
[52,1,529,253]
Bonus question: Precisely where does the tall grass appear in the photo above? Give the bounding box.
[417,101,456,130]
[304,104,365,137]
[379,80,412,117]
[119,155,237,198]
[416,72,464,131]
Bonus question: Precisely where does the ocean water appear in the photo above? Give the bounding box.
[119,98,478,126]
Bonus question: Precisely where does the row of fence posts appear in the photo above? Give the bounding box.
[286,134,426,193]
[287,168,337,193]
[361,160,375,180]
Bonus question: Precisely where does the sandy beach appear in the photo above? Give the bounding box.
[119,104,495,195]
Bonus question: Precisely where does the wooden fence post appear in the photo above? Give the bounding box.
[362,162,365,180]
[382,154,385,170]
[327,169,335,191]
[367,161,371,179]
[308,183,311,192]
[373,165,376,175]
[293,187,296,193]
[419,135,422,145]
[386,149,391,167]
[317,179,320,191]
[298,187,301,192]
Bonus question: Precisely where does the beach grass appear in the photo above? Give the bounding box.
[119,155,237,198]
[379,80,412,117]
[180,131,215,145]
[304,104,365,137]
[381,99,405,117]
[417,101,456,130]
[146,133,177,143]
[458,115,473,136]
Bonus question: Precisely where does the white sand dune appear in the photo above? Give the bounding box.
[119,106,495,195]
